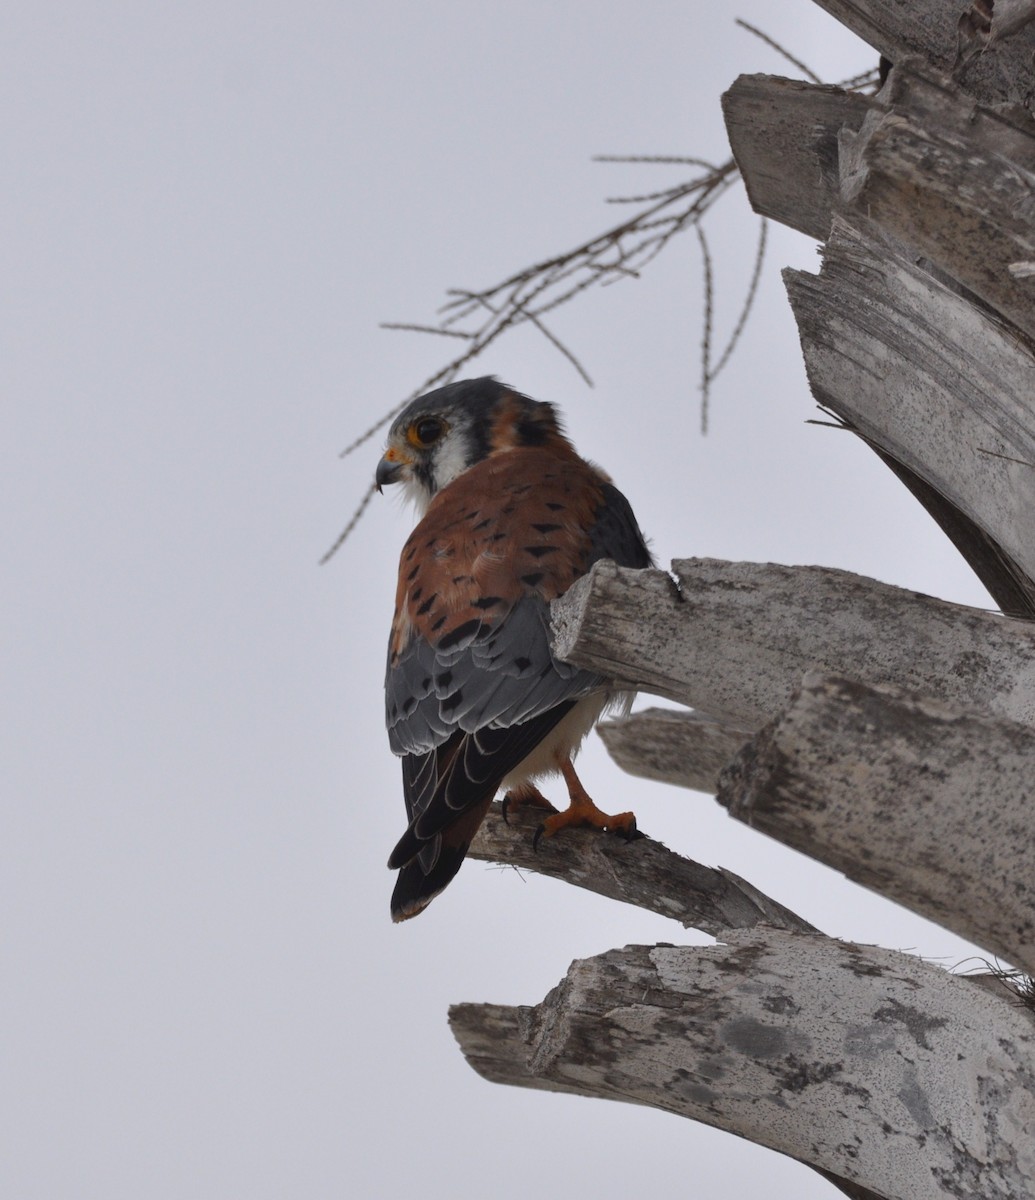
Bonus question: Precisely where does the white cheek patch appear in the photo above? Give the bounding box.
[400,474,433,516]
[430,432,472,492]
[394,426,473,515]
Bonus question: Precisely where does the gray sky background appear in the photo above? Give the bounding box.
[5,4,995,1198]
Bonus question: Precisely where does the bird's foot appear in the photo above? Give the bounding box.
[501,784,557,825]
[532,797,638,850]
[532,755,640,850]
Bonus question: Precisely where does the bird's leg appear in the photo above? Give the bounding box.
[532,757,637,848]
[501,783,557,825]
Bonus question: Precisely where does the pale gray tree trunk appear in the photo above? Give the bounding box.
[449,4,1035,1197]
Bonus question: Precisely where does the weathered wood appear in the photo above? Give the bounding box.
[808,0,1035,107]
[468,799,816,934]
[988,0,1035,41]
[721,75,872,239]
[839,64,1035,343]
[452,11,1035,1196]
[724,63,1035,611]
[718,672,1035,976]
[597,706,752,794]
[785,218,1035,609]
[551,558,1035,727]
[450,932,1035,1200]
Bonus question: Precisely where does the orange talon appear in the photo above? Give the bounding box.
[501,784,557,824]
[534,758,638,842]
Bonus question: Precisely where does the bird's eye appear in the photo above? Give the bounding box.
[408,417,445,447]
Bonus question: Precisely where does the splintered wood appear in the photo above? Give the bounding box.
[453,9,1035,1198]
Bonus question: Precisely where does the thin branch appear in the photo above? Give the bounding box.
[708,216,768,383]
[468,801,818,935]
[322,40,876,558]
[593,154,719,168]
[734,18,824,84]
[515,304,594,387]
[696,224,715,435]
[839,66,883,92]
[318,481,378,564]
[379,322,475,340]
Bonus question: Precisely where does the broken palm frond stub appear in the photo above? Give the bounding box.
[322,43,882,563]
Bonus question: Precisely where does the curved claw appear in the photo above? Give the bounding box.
[618,818,645,842]
[532,823,547,852]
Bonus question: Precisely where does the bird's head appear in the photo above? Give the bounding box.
[375,377,565,514]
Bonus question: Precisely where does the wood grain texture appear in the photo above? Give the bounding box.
[551,558,1035,726]
[467,799,816,935]
[597,706,753,794]
[839,63,1035,343]
[785,217,1035,608]
[722,74,872,239]
[719,672,1035,975]
[450,932,1035,1200]
[808,0,1035,107]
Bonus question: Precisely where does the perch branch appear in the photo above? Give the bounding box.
[468,800,816,935]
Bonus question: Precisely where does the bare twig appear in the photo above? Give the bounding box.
[734,18,824,84]
[708,216,768,389]
[321,40,875,560]
[318,481,378,564]
[696,224,715,435]
[379,322,474,340]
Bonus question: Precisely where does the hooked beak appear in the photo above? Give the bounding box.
[375,451,407,493]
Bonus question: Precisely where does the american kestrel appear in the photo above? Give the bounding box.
[376,377,652,921]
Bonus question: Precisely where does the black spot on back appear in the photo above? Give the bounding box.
[438,619,482,650]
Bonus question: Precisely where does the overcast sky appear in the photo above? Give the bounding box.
[4,4,996,1198]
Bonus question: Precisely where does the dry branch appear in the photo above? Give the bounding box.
[450,932,1035,1200]
[808,0,1035,106]
[722,74,873,239]
[551,558,1035,727]
[598,706,753,794]
[468,800,816,935]
[839,63,1035,343]
[785,216,1035,614]
[724,59,1035,612]
[719,672,1035,975]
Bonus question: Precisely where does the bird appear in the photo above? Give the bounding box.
[376,377,652,921]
